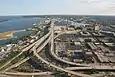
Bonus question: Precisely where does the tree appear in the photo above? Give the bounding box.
[52,71,68,77]
[69,25,75,29]
[75,27,83,30]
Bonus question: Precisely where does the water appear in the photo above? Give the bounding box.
[13,30,30,38]
[0,17,42,45]
[0,17,41,32]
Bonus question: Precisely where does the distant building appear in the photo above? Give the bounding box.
[40,20,51,25]
[54,20,71,26]
[95,25,100,32]
[100,31,115,36]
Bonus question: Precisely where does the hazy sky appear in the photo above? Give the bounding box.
[0,0,115,15]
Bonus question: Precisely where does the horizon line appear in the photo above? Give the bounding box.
[1,14,115,16]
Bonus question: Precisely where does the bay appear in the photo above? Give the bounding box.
[0,17,42,45]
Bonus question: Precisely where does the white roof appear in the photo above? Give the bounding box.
[74,42,81,45]
[105,43,115,46]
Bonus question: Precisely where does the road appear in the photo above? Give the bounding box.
[33,21,93,77]
[1,31,52,73]
[50,45,89,67]
[1,30,52,75]
[66,66,115,71]
[51,30,90,67]
[4,72,52,76]
[33,44,92,77]
[4,21,92,77]
[0,30,51,72]
[0,29,66,73]
[1,20,115,76]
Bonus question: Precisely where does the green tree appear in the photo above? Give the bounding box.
[52,71,68,77]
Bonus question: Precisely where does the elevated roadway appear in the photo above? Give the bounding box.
[66,66,115,71]
[1,30,73,73]
[3,21,92,77]
[1,31,52,73]
[33,44,92,77]
[33,21,93,77]
[1,31,52,75]
[4,72,52,76]
[2,21,113,77]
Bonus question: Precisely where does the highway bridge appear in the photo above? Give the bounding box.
[0,30,52,72]
[66,66,115,71]
[0,20,115,77]
[33,21,92,77]
[4,72,52,76]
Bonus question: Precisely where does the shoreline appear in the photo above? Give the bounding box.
[0,29,25,40]
[0,23,35,41]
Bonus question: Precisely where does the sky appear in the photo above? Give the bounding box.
[0,0,115,15]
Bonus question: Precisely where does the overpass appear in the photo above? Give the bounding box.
[1,28,90,74]
[33,21,93,77]
[4,72,52,76]
[2,21,93,77]
[1,20,114,77]
[1,30,52,73]
[66,66,115,71]
[0,31,51,71]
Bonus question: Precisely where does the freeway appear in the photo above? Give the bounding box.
[2,23,92,76]
[0,30,51,72]
[4,72,52,76]
[1,31,52,75]
[22,30,52,52]
[1,57,30,73]
[0,49,25,70]
[0,30,66,73]
[33,44,92,77]
[33,22,93,77]
[1,31,52,73]
[66,66,115,71]
[51,32,89,67]
[1,21,110,77]
[50,45,89,67]
[3,30,88,73]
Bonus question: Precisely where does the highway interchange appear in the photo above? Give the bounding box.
[0,20,115,77]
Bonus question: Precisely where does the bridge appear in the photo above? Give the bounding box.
[66,66,115,71]
[0,20,115,77]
